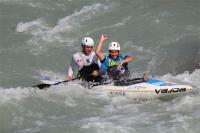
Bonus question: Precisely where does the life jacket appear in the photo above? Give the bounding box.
[67,51,101,77]
[78,63,102,82]
[107,65,130,80]
[101,54,130,80]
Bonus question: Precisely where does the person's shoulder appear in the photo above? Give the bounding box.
[103,52,109,57]
[120,54,128,59]
[72,52,81,58]
[91,51,100,58]
[100,53,109,63]
[91,51,96,56]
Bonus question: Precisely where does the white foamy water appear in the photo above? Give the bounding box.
[0,0,200,132]
[0,69,199,133]
[15,2,116,55]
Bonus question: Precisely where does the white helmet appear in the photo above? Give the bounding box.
[108,42,120,51]
[81,37,94,46]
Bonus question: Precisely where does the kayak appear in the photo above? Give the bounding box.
[40,78,194,99]
[92,79,194,99]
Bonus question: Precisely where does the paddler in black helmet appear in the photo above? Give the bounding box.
[67,37,105,83]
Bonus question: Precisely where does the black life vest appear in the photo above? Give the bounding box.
[78,63,102,82]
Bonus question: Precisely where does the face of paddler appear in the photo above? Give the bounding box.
[109,50,119,59]
[82,45,93,55]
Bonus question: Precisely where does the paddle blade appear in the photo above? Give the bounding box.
[33,84,51,89]
[32,77,81,90]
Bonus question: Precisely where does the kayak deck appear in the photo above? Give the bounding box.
[92,79,194,99]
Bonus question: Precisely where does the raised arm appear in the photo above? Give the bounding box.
[95,34,108,61]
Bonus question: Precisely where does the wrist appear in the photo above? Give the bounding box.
[121,60,125,64]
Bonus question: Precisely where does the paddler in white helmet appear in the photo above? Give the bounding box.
[95,34,133,80]
[67,37,105,83]
[96,33,147,85]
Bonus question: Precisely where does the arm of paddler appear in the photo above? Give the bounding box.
[95,33,108,61]
[117,55,135,70]
[66,56,76,80]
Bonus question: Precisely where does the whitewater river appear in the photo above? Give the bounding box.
[0,0,200,132]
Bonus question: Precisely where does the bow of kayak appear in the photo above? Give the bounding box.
[92,79,194,99]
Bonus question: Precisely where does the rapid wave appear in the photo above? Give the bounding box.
[0,68,199,132]
[1,0,200,132]
[161,69,200,90]
[148,36,200,75]
[15,2,116,55]
[0,68,199,104]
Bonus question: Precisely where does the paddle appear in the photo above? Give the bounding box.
[33,77,81,90]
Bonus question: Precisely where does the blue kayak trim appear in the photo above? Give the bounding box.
[146,79,166,86]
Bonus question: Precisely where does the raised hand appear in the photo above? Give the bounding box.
[100,33,108,42]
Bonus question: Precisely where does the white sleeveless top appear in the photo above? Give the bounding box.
[67,51,101,77]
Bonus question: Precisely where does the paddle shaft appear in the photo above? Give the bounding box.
[33,76,81,89]
[53,77,80,85]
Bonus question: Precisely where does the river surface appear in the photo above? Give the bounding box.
[0,0,200,132]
